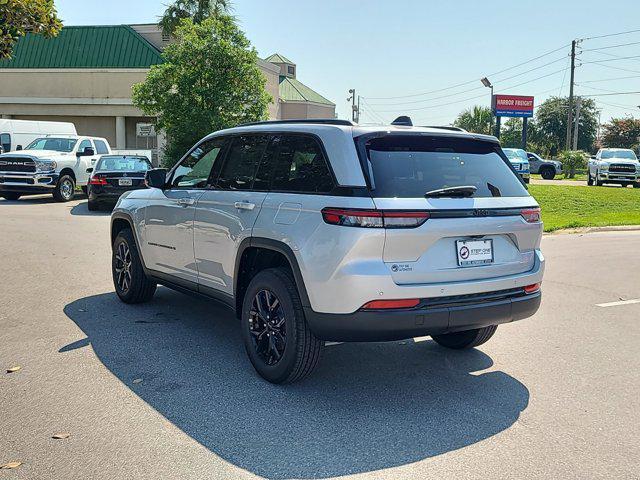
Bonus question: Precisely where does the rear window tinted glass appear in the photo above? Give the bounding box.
[96,156,150,172]
[365,135,529,198]
[269,135,334,193]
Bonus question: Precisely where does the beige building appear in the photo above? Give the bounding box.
[0,25,335,161]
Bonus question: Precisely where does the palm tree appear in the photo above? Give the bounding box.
[160,0,233,35]
[453,105,493,135]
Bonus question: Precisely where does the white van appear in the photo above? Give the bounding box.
[0,119,77,153]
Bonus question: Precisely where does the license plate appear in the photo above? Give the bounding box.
[456,239,493,267]
[119,178,132,186]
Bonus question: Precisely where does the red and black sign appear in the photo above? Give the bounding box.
[492,95,534,118]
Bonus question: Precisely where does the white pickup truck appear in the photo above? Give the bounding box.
[0,135,112,201]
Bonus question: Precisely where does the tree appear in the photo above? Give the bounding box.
[601,116,640,151]
[0,0,62,59]
[558,150,587,179]
[132,16,271,166]
[159,0,233,36]
[453,105,492,135]
[534,96,598,157]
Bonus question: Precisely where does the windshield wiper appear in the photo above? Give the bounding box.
[425,185,477,198]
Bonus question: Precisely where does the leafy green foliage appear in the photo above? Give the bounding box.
[132,16,271,167]
[159,0,233,36]
[0,0,62,59]
[453,105,492,135]
[558,150,587,178]
[601,116,640,151]
[530,184,640,232]
[534,96,598,156]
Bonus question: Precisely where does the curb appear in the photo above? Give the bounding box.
[544,225,640,235]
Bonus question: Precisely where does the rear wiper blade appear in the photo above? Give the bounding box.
[424,185,477,198]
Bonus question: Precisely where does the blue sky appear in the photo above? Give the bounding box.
[56,0,640,124]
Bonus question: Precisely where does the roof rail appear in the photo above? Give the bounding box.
[238,119,355,127]
[421,125,467,132]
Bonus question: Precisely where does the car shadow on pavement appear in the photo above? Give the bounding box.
[62,289,530,479]
[70,201,111,216]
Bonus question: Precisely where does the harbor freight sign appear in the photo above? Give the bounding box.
[492,95,534,117]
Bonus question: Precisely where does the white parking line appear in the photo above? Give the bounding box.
[413,336,431,343]
[596,298,640,308]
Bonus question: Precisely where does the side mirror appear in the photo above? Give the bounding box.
[16,145,23,151]
[590,155,596,160]
[145,168,168,189]
[86,167,93,173]
[78,146,95,157]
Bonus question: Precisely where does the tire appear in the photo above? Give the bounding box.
[587,170,594,186]
[432,325,498,350]
[87,200,99,211]
[241,267,323,384]
[1,193,20,201]
[81,186,88,195]
[112,228,156,304]
[53,174,75,202]
[540,167,555,180]
[595,171,603,187]
[634,183,640,189]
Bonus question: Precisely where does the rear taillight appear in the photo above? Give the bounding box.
[524,283,541,294]
[321,208,429,228]
[521,207,541,223]
[89,176,107,185]
[361,298,420,310]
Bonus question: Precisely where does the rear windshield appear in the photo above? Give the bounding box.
[601,150,637,160]
[363,135,529,198]
[96,156,151,172]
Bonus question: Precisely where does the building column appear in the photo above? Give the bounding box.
[115,116,126,149]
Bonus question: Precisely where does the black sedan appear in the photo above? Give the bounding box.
[87,155,152,211]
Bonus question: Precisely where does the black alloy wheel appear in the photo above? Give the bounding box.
[249,289,287,366]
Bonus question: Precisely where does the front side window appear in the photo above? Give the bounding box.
[94,140,109,155]
[26,137,77,152]
[0,133,10,152]
[269,135,334,193]
[77,139,93,154]
[171,138,226,188]
[96,156,151,172]
[363,135,529,198]
[215,135,269,190]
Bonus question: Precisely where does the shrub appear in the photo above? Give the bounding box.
[559,150,587,179]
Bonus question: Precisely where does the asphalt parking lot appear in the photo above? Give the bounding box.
[1,196,639,480]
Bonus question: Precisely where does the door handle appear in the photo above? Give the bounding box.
[177,197,196,207]
[234,201,255,211]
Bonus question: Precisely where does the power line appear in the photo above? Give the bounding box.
[578,74,640,83]
[581,91,640,97]
[363,43,568,100]
[583,40,640,52]
[583,55,640,65]
[366,57,567,107]
[581,28,640,41]
[586,62,640,74]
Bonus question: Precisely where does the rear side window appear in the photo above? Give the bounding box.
[94,140,109,154]
[363,135,529,198]
[0,133,10,152]
[269,135,334,193]
[216,135,269,190]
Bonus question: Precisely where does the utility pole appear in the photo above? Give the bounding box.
[566,40,577,150]
[348,89,360,123]
[572,97,582,151]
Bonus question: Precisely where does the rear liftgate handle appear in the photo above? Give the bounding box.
[234,201,256,211]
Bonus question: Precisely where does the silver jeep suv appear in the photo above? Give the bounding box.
[110,118,544,383]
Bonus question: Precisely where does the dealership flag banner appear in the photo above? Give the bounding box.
[492,95,534,118]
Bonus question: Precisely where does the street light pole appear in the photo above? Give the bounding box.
[481,77,493,136]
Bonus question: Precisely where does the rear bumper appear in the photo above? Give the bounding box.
[305,289,541,342]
